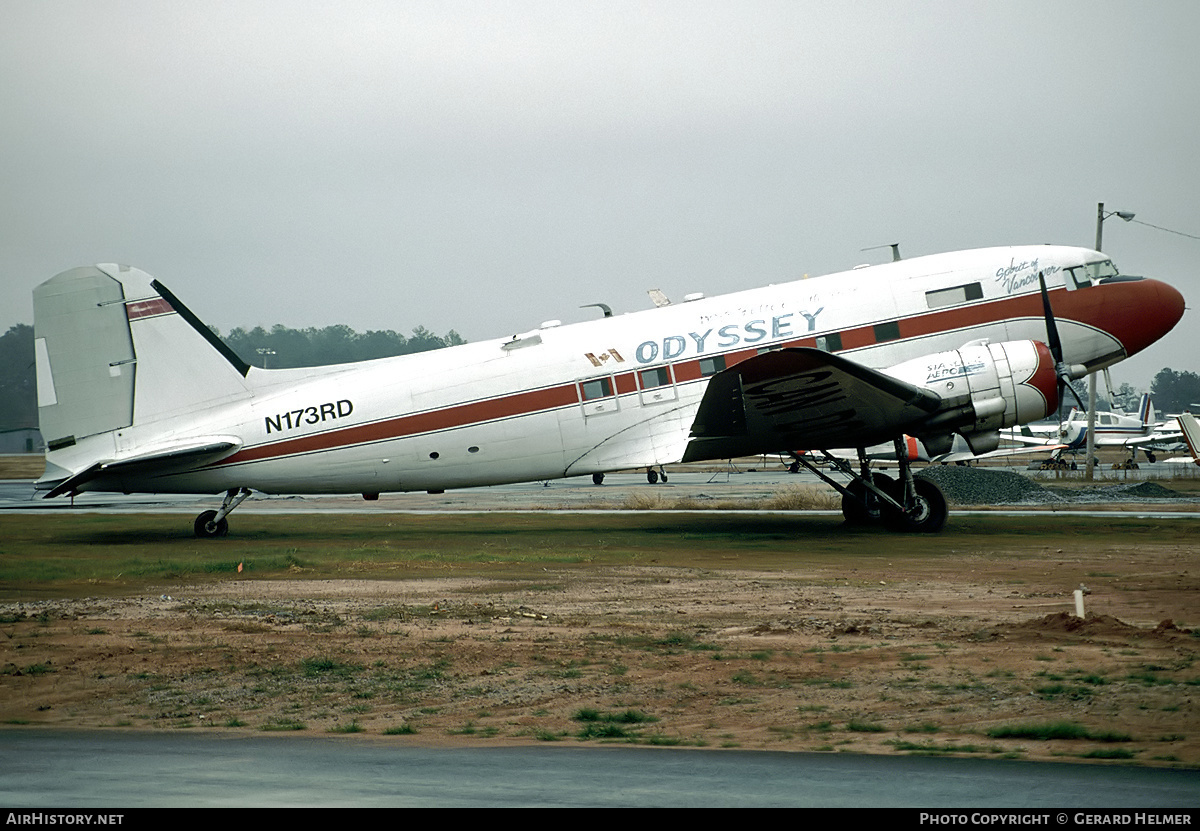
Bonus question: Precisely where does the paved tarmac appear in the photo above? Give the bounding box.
[2,730,1198,808]
[3,457,1198,518]
[0,464,808,514]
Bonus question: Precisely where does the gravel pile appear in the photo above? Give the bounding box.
[916,466,1063,505]
[1046,481,1188,503]
[916,466,1195,506]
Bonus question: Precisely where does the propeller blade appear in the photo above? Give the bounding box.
[1038,270,1083,423]
[1037,271,1064,364]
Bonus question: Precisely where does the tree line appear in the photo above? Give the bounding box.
[219,323,465,369]
[0,322,465,431]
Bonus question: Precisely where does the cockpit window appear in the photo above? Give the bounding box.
[1067,260,1119,289]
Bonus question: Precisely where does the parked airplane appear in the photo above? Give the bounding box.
[1002,394,1182,465]
[791,432,1068,471]
[32,245,1184,535]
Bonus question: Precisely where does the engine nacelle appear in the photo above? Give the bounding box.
[887,339,1060,435]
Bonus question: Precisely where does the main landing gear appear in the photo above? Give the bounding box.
[194,487,252,538]
[791,439,948,533]
[646,466,669,484]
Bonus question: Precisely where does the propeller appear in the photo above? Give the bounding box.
[1037,271,1087,421]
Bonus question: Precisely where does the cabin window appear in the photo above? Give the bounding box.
[1069,259,1120,289]
[638,367,672,389]
[580,377,614,401]
[699,355,726,377]
[816,332,842,352]
[873,321,901,343]
[925,282,983,309]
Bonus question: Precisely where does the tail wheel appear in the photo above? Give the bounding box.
[841,473,894,525]
[194,510,229,538]
[882,478,947,533]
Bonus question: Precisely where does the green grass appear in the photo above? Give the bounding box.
[260,718,307,731]
[847,719,887,733]
[986,721,1131,742]
[4,512,1199,597]
[328,721,364,734]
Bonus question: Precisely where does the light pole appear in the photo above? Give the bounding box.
[1095,202,1135,252]
[1086,203,1135,479]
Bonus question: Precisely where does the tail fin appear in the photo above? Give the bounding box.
[1180,413,1200,466]
[1137,393,1152,426]
[34,265,250,479]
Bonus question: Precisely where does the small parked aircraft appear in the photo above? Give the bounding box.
[32,245,1185,535]
[1002,394,1183,465]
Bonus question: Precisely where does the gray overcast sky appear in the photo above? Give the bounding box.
[3,1,1197,390]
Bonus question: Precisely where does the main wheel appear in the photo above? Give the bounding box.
[592,472,605,485]
[647,469,659,484]
[194,510,229,538]
[882,478,947,533]
[841,473,894,525]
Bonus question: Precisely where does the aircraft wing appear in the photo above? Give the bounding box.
[998,429,1061,446]
[683,347,944,461]
[933,443,1069,464]
[40,439,242,498]
[1115,433,1182,448]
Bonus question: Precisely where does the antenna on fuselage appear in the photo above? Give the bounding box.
[647,289,671,308]
[861,243,902,262]
[580,303,613,318]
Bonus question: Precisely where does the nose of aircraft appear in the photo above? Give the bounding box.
[1107,278,1186,358]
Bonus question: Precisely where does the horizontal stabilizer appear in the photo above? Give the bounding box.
[40,439,242,497]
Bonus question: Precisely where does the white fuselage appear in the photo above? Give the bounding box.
[42,245,1180,496]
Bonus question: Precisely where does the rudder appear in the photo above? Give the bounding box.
[34,264,251,454]
[34,266,137,450]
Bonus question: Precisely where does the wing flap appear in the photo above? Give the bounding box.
[684,348,943,461]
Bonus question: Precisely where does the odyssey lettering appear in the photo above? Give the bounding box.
[635,310,822,364]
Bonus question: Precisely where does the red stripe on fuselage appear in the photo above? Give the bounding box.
[218,384,581,467]
[213,279,1180,469]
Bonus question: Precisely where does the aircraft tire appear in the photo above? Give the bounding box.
[647,470,659,484]
[592,473,605,485]
[882,478,947,533]
[841,473,894,525]
[194,510,229,539]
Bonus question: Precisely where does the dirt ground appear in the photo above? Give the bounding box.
[3,529,1197,766]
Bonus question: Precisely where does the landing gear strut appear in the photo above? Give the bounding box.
[791,441,948,533]
[194,488,252,538]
